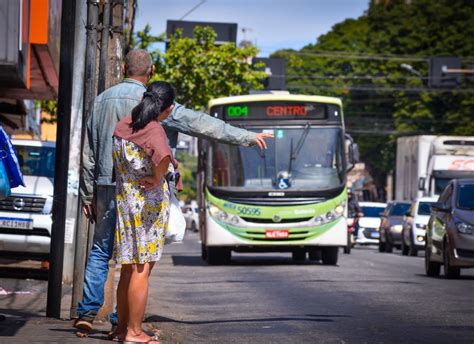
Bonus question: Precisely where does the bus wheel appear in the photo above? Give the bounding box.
[321,247,338,265]
[343,233,351,254]
[201,243,207,261]
[207,247,231,265]
[308,249,321,261]
[292,250,306,262]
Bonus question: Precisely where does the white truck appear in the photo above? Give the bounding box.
[395,135,474,200]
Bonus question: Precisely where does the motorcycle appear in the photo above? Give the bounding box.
[344,212,362,254]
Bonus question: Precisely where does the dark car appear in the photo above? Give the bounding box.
[425,179,474,279]
[379,201,411,253]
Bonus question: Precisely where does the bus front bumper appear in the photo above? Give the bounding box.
[205,215,347,247]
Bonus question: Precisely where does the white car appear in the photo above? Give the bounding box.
[356,202,387,245]
[401,197,437,256]
[0,140,55,260]
[182,203,199,232]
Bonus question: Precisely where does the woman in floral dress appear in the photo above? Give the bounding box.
[111,81,178,343]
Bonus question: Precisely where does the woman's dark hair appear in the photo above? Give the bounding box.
[130,81,175,133]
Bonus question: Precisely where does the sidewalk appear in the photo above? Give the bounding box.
[0,259,179,343]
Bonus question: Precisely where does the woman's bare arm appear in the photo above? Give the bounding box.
[139,156,171,191]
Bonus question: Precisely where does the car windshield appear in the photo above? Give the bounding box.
[457,184,474,210]
[389,203,411,216]
[418,202,434,215]
[360,206,385,218]
[434,177,451,195]
[15,145,55,178]
[209,127,344,191]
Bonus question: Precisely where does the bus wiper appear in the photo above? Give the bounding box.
[253,144,267,186]
[288,122,311,175]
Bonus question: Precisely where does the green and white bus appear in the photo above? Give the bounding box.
[197,93,359,265]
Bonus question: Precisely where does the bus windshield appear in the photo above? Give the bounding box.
[209,127,344,191]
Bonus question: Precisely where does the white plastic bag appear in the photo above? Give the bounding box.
[165,191,186,244]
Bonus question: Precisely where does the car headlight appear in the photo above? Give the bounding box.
[456,222,474,235]
[391,225,403,231]
[415,223,427,229]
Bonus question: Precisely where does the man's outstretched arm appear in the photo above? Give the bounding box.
[162,103,273,148]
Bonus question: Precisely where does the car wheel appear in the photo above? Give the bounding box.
[191,221,198,232]
[425,241,441,277]
[401,230,409,256]
[207,247,231,265]
[378,235,386,253]
[292,250,306,262]
[385,235,393,253]
[321,247,338,265]
[443,239,460,279]
[408,230,418,257]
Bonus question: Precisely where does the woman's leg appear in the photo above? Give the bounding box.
[112,264,132,339]
[126,262,156,341]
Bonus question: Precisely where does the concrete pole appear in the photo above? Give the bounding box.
[70,0,100,319]
[62,0,87,287]
[95,0,125,321]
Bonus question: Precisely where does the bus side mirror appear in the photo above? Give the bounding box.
[345,134,360,171]
[418,177,426,191]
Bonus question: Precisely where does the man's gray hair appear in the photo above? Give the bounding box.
[124,49,152,77]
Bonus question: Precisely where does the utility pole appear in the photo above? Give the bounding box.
[46,0,77,319]
[70,0,100,318]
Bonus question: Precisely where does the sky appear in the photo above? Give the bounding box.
[134,0,369,57]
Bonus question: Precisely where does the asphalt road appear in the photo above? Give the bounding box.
[150,232,474,344]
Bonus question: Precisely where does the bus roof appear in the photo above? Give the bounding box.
[208,94,343,108]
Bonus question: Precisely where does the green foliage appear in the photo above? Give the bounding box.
[36,100,58,124]
[271,0,474,184]
[147,26,266,110]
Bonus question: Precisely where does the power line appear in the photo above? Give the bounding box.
[289,84,474,93]
[178,0,206,20]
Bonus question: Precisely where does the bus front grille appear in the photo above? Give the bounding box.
[240,216,314,224]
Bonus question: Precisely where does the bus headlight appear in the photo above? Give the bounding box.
[334,204,344,215]
[208,203,241,226]
[312,201,345,225]
[326,211,335,221]
[208,204,220,217]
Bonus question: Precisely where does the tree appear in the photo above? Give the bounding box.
[271,0,474,193]
[150,26,266,110]
[135,25,267,201]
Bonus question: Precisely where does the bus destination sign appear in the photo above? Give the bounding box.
[223,101,328,120]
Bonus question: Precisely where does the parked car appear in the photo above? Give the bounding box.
[378,201,411,253]
[401,197,437,256]
[425,179,474,279]
[356,202,387,245]
[0,140,55,260]
[182,203,199,232]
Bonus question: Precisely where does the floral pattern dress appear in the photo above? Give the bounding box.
[112,137,170,264]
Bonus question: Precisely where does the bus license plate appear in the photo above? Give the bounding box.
[265,230,289,239]
[0,217,34,230]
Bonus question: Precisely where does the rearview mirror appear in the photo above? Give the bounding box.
[432,202,451,213]
[418,177,426,191]
[345,134,360,172]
